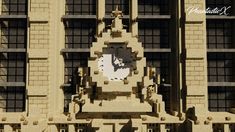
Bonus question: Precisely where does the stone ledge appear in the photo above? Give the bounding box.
[28,49,48,59]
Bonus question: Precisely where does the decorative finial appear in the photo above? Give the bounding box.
[112,5,123,17]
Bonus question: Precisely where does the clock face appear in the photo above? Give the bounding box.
[98,45,134,81]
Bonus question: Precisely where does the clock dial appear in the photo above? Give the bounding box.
[98,45,134,81]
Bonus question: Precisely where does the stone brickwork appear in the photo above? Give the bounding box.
[184,0,207,109]
[185,24,204,49]
[28,96,48,118]
[30,0,49,12]
[28,59,49,86]
[186,60,205,86]
[26,0,50,119]
[184,0,210,131]
[30,23,49,49]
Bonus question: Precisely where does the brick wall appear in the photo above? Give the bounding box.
[27,0,50,117]
[184,0,208,112]
[30,23,49,49]
[30,0,49,12]
[29,59,49,86]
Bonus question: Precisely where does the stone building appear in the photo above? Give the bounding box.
[0,0,234,131]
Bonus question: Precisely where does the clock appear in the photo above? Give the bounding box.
[88,7,146,92]
[97,44,135,81]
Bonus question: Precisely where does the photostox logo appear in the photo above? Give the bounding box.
[187,6,231,16]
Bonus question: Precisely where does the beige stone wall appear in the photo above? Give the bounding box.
[28,59,49,86]
[28,96,48,118]
[185,24,204,49]
[27,0,50,118]
[184,0,207,111]
[30,0,49,12]
[30,23,49,49]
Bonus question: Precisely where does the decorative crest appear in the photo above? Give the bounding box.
[112,6,123,17]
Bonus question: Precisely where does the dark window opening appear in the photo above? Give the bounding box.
[139,20,169,48]
[65,0,96,15]
[208,86,235,112]
[63,53,89,112]
[1,20,27,49]
[64,53,89,83]
[0,87,25,112]
[206,0,232,15]
[65,20,96,48]
[207,53,235,82]
[0,53,26,82]
[147,124,160,131]
[207,20,233,49]
[2,0,27,15]
[145,52,171,111]
[138,0,170,15]
[57,124,68,132]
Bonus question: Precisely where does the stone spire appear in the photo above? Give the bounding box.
[111,6,123,36]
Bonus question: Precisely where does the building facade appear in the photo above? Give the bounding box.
[0,0,234,131]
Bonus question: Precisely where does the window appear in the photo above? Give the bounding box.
[63,0,96,112]
[2,0,27,15]
[0,53,26,82]
[0,1,27,112]
[65,20,96,48]
[0,124,3,132]
[206,0,235,112]
[57,124,68,132]
[64,53,89,84]
[0,87,25,112]
[63,53,89,112]
[139,20,169,48]
[207,53,234,82]
[208,87,235,112]
[75,124,94,132]
[145,53,171,111]
[65,0,96,15]
[145,53,170,83]
[138,0,170,15]
[147,124,160,132]
[139,0,173,112]
[206,0,232,15]
[207,20,233,49]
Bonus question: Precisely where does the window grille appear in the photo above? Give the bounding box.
[207,20,233,49]
[0,87,25,112]
[0,53,26,82]
[139,20,169,49]
[207,53,234,82]
[209,86,235,112]
[138,0,169,15]
[65,20,96,48]
[0,2,27,112]
[65,0,96,15]
[2,0,27,15]
[145,52,170,111]
[63,53,89,112]
[206,0,232,15]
